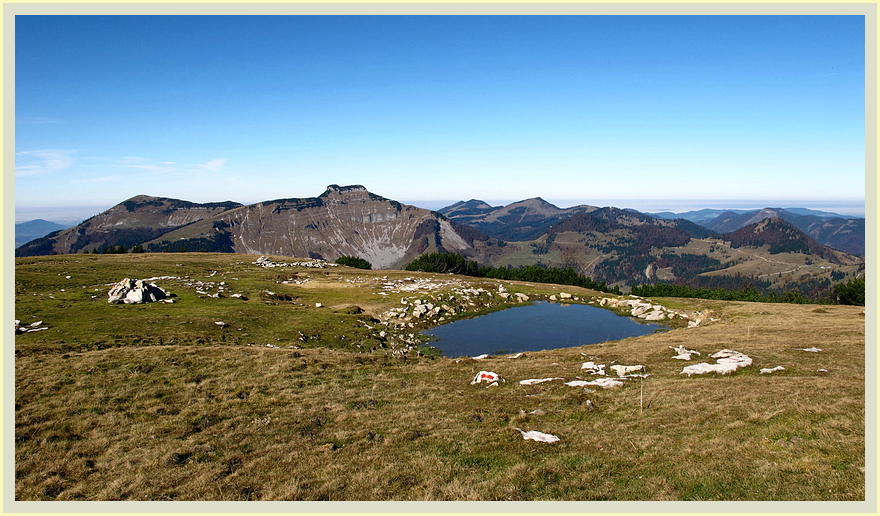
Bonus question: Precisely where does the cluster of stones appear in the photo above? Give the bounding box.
[385,333,428,357]
[377,283,530,331]
[181,279,233,298]
[667,345,766,377]
[373,276,468,295]
[680,349,753,376]
[15,320,49,334]
[478,358,649,398]
[594,295,698,324]
[369,282,531,357]
[548,292,580,302]
[107,278,174,304]
[253,256,337,269]
[279,276,310,285]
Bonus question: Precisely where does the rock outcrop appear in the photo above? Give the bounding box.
[680,349,752,376]
[107,278,173,304]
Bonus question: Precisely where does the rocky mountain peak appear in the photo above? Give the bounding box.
[124,194,162,203]
[508,197,559,212]
[322,184,368,195]
[319,184,382,204]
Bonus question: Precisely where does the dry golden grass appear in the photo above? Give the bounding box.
[13,254,866,501]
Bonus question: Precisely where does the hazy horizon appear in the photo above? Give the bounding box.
[15,197,867,226]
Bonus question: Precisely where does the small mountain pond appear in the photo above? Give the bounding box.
[421,301,669,358]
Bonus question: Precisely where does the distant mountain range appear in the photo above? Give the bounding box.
[14,219,68,248]
[16,185,864,297]
[438,198,598,241]
[649,207,864,256]
[648,207,862,224]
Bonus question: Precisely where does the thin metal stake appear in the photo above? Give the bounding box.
[640,377,644,414]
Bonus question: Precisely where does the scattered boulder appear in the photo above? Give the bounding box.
[518,378,564,385]
[514,428,560,444]
[610,364,645,377]
[565,378,623,389]
[643,310,667,321]
[580,361,606,375]
[631,305,649,317]
[15,320,49,334]
[681,362,739,376]
[107,278,171,304]
[670,345,700,360]
[471,371,504,385]
[681,349,752,376]
[711,349,753,367]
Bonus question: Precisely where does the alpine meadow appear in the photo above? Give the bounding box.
[12,186,868,501]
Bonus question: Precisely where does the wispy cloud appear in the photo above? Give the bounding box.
[117,156,178,174]
[15,149,75,177]
[126,164,179,173]
[112,156,226,176]
[199,158,228,172]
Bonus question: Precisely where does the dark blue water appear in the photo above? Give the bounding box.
[422,301,668,358]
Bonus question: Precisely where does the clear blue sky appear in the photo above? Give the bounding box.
[15,14,866,218]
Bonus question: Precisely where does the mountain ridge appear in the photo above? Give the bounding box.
[702,208,865,256]
[649,206,862,222]
[438,197,598,241]
[15,196,243,256]
[15,185,863,300]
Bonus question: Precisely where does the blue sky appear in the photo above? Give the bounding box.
[15,14,866,220]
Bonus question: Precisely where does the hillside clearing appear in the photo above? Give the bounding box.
[12,253,866,501]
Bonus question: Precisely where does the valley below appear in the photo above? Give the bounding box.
[12,253,867,502]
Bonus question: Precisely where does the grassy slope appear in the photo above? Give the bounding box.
[13,254,865,501]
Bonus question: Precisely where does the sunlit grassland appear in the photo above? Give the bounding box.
[13,253,866,501]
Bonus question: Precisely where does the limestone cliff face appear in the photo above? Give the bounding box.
[15,196,242,256]
[147,185,486,269]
